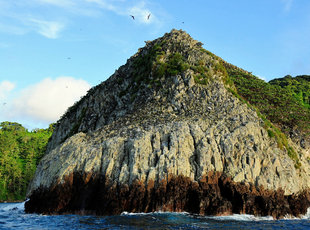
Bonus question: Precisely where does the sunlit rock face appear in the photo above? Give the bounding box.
[25,29,310,218]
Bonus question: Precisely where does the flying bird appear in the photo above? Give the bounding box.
[147,14,151,20]
[130,15,135,20]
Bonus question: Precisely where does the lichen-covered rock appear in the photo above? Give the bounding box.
[26,29,310,218]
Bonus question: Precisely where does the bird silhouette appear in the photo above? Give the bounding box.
[147,14,151,20]
[130,15,135,20]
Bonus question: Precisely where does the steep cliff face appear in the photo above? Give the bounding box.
[26,29,310,218]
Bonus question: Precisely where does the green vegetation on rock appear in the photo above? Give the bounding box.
[129,34,307,168]
[225,67,310,133]
[132,42,190,88]
[0,122,53,201]
[222,65,309,167]
[269,75,310,109]
[191,60,212,85]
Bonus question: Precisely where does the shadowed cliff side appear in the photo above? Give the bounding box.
[25,172,310,219]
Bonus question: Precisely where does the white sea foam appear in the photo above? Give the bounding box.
[301,207,310,220]
[120,211,189,216]
[120,211,276,221]
[209,209,310,221]
[0,201,25,212]
[206,214,274,222]
[121,211,153,216]
[281,207,310,220]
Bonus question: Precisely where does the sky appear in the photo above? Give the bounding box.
[0,0,310,130]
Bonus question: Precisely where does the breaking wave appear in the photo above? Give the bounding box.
[0,202,309,229]
[0,201,25,212]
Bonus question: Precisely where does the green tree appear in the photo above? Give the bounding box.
[0,122,54,201]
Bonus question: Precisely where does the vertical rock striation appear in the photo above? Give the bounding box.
[26,29,310,218]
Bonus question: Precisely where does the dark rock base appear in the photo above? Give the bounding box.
[25,172,310,219]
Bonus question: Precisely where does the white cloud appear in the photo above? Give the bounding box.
[128,2,152,24]
[10,77,90,123]
[86,0,117,12]
[256,75,267,81]
[86,0,155,24]
[28,18,65,39]
[0,81,15,100]
[0,1,67,39]
[0,0,158,39]
[35,0,75,8]
[281,0,293,12]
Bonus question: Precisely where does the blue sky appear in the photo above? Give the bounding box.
[0,0,310,129]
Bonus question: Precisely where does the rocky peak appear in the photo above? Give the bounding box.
[26,29,310,218]
[137,29,205,62]
[47,29,230,152]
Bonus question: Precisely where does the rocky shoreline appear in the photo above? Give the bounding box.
[25,171,310,219]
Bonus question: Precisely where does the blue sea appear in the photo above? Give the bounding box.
[0,202,310,229]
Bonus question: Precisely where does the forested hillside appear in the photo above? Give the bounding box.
[269,75,310,109]
[224,66,310,136]
[0,122,53,201]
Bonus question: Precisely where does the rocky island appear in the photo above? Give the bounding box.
[25,29,310,219]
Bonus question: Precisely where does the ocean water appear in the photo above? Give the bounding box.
[1,202,310,229]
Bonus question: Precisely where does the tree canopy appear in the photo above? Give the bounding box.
[0,122,54,201]
[225,68,310,133]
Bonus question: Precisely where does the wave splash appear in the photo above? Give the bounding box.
[207,214,274,221]
[1,202,309,221]
[121,211,192,216]
[121,210,310,221]
[302,207,310,219]
[121,211,274,221]
[0,202,25,212]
